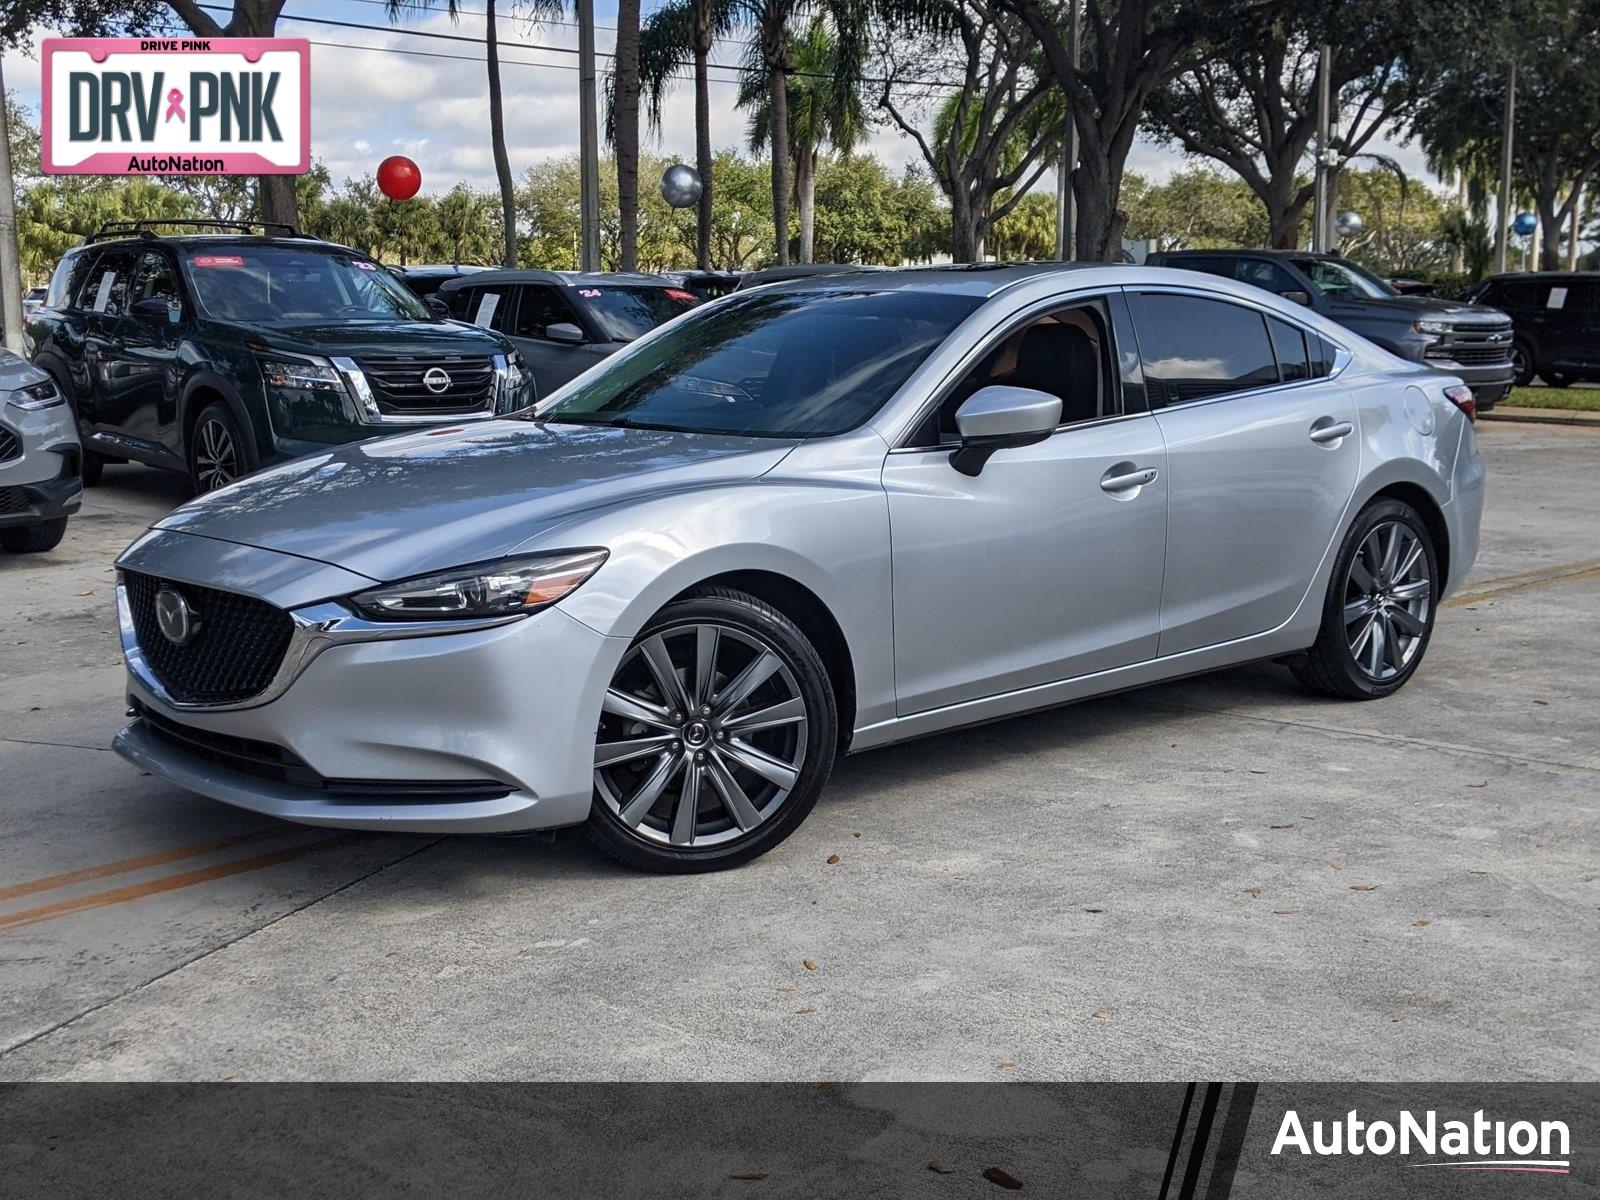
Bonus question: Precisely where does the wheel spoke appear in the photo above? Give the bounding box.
[714,650,780,717]
[705,751,763,831]
[1343,597,1377,626]
[670,762,702,846]
[639,635,690,715]
[594,733,676,769]
[1393,538,1424,582]
[619,751,683,827]
[1378,523,1401,582]
[1390,579,1431,602]
[723,696,806,733]
[602,687,675,729]
[1389,605,1426,637]
[1349,552,1377,594]
[692,625,720,709]
[1367,614,1388,675]
[1351,613,1378,658]
[720,738,800,791]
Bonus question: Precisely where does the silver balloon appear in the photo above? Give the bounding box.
[659,164,703,209]
[1334,210,1364,237]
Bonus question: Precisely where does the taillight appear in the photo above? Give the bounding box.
[1443,383,1476,422]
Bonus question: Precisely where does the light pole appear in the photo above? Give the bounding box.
[577,0,602,272]
[0,54,26,355]
[1053,0,1080,261]
[1312,44,1331,252]
[1494,60,1516,274]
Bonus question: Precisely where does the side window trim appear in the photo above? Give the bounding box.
[1122,285,1348,411]
[894,292,1131,451]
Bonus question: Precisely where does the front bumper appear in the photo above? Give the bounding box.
[0,405,82,528]
[112,537,624,832]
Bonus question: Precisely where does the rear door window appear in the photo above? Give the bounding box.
[450,285,516,331]
[515,285,580,340]
[1267,316,1310,382]
[1132,293,1280,404]
[50,250,102,310]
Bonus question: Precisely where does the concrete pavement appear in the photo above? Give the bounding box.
[1,423,1596,1080]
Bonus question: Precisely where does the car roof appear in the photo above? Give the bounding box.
[745,262,1120,298]
[436,269,680,291]
[1479,270,1598,282]
[1154,248,1331,260]
[393,264,492,276]
[72,233,359,254]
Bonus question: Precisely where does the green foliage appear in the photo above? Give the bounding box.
[1335,169,1456,276]
[988,193,1056,260]
[810,157,944,263]
[1121,169,1271,251]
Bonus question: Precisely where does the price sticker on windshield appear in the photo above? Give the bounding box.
[193,254,245,267]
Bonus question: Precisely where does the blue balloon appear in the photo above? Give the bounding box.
[1513,211,1537,237]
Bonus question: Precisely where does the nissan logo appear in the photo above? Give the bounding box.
[422,367,452,394]
[154,588,200,646]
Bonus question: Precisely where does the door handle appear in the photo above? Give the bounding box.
[1309,419,1354,444]
[1100,465,1158,494]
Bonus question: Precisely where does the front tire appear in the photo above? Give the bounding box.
[1,517,68,553]
[584,587,838,872]
[188,402,253,495]
[1291,499,1438,700]
[1510,340,1536,387]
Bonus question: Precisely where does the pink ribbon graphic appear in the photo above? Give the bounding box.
[164,88,185,123]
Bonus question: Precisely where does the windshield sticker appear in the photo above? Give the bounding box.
[474,291,501,327]
[192,255,245,268]
[354,260,378,271]
[665,288,696,301]
[1547,287,1567,309]
[578,288,602,298]
[92,271,116,311]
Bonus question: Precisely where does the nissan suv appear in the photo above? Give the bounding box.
[1147,249,1515,411]
[26,221,534,494]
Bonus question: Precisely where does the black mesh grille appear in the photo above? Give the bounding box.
[0,487,32,515]
[356,353,496,415]
[122,571,295,705]
[0,424,19,463]
[1427,344,1511,365]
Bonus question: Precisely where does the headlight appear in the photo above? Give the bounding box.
[1412,319,1451,336]
[7,379,65,410]
[349,549,608,620]
[258,354,346,393]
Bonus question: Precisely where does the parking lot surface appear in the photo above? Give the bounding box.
[1,421,1596,1081]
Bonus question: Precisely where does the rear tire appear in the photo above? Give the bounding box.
[1,517,68,553]
[1542,370,1575,388]
[583,587,838,872]
[1291,499,1438,700]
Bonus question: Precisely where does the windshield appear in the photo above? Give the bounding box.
[540,288,981,438]
[582,285,701,341]
[182,246,432,323]
[1289,257,1396,299]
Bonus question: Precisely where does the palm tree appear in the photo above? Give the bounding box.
[386,0,562,267]
[640,0,739,270]
[738,17,865,263]
[613,0,643,270]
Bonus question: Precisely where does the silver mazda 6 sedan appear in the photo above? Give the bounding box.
[113,265,1484,871]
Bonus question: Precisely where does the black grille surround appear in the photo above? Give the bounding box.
[0,423,19,463]
[356,353,496,416]
[122,570,295,705]
[0,486,32,515]
[131,700,512,802]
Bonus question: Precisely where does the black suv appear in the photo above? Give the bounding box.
[1146,249,1515,410]
[1462,272,1600,387]
[26,221,534,493]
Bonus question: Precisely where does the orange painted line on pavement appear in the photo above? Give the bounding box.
[0,832,372,934]
[0,827,291,904]
[1445,564,1600,608]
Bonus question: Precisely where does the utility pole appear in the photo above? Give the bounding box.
[1494,60,1516,274]
[577,0,602,272]
[1053,0,1079,260]
[1312,44,1331,252]
[0,55,25,355]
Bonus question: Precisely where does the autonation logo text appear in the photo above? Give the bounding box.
[1272,1109,1572,1174]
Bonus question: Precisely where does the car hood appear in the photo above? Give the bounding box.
[153,420,798,583]
[1333,294,1509,325]
[239,319,507,358]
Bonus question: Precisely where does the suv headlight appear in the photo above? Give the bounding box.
[7,379,65,410]
[258,353,347,393]
[1412,319,1451,336]
[349,549,608,620]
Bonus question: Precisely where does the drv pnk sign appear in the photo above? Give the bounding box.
[42,38,310,176]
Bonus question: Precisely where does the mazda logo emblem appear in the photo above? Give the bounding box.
[423,367,452,394]
[154,588,200,646]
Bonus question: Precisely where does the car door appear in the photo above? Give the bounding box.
[883,294,1169,715]
[1128,289,1360,657]
[100,248,188,455]
[1556,279,1600,371]
[510,284,611,395]
[76,245,141,443]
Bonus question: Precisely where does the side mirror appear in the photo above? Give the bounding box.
[545,321,586,345]
[950,385,1062,477]
[424,295,450,318]
[1282,289,1312,307]
[130,296,178,323]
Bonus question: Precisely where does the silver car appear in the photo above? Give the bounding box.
[112,266,1485,871]
[1,350,82,553]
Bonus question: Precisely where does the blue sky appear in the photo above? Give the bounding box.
[6,0,1435,199]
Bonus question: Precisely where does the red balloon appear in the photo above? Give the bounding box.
[377,155,422,201]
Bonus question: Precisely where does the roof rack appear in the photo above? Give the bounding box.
[86,218,303,243]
